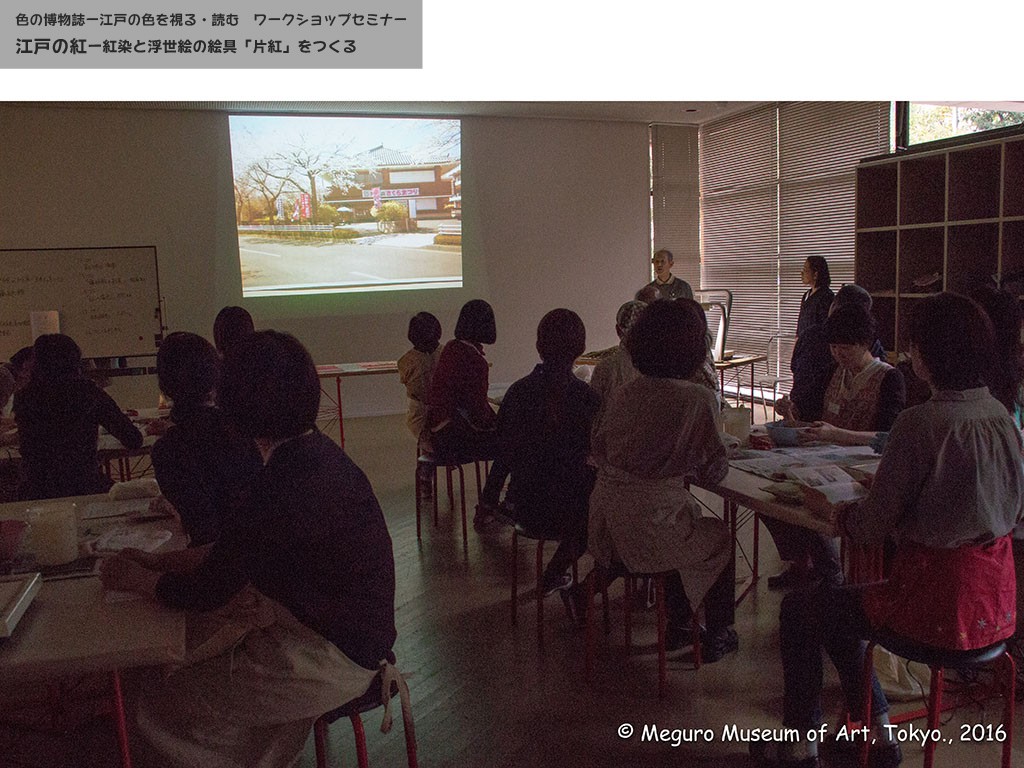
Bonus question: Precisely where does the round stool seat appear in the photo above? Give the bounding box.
[870,628,1008,669]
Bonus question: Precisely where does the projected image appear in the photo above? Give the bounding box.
[229,115,462,297]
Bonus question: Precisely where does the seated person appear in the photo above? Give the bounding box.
[100,330,397,768]
[589,300,646,419]
[212,305,255,357]
[585,299,738,659]
[497,309,599,595]
[427,299,505,529]
[150,332,262,547]
[752,292,1024,768]
[776,284,884,424]
[763,304,905,590]
[14,334,143,500]
[397,311,442,454]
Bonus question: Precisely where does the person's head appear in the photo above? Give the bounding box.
[213,306,255,356]
[626,299,707,379]
[824,304,876,370]
[831,283,872,314]
[615,300,647,341]
[907,292,995,391]
[30,334,82,385]
[651,249,674,281]
[8,347,33,390]
[157,332,220,408]
[634,285,662,304]
[969,285,1022,411]
[454,299,496,345]
[801,256,831,289]
[407,312,442,354]
[536,308,586,369]
[218,330,320,441]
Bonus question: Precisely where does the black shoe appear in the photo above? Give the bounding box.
[542,572,573,598]
[749,740,820,767]
[701,626,739,663]
[560,584,586,627]
[665,622,697,654]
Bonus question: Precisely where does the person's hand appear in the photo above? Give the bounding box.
[146,495,179,522]
[99,553,160,596]
[802,421,841,444]
[145,418,171,436]
[774,395,794,421]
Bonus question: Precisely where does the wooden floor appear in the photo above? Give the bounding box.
[3,411,1022,767]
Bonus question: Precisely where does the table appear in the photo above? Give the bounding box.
[0,434,159,485]
[714,353,767,419]
[0,494,186,768]
[316,362,399,448]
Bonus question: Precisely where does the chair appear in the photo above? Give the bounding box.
[584,567,701,698]
[695,289,733,363]
[858,629,1016,768]
[314,660,418,768]
[753,333,796,420]
[510,521,580,649]
[413,450,488,557]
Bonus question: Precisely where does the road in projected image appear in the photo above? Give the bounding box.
[239,224,462,296]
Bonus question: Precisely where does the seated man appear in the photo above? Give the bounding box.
[497,308,600,595]
[100,330,396,768]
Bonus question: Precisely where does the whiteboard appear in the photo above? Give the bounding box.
[0,246,162,360]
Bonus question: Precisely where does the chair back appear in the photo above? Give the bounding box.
[695,289,733,363]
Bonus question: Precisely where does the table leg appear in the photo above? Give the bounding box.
[336,376,345,449]
[112,670,133,768]
[749,363,755,422]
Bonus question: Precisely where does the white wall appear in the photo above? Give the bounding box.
[0,104,655,415]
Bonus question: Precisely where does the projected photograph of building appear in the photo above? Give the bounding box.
[229,115,463,297]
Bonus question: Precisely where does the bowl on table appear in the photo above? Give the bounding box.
[765,420,811,447]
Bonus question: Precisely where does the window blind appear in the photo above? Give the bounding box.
[700,102,891,365]
[650,124,701,293]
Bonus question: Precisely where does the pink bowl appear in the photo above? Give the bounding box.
[0,519,28,560]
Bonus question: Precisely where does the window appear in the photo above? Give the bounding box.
[699,102,891,365]
[389,169,436,184]
[908,102,1024,146]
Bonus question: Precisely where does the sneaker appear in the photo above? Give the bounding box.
[701,626,739,663]
[749,740,820,767]
[665,622,698,654]
[541,572,574,598]
[473,502,501,533]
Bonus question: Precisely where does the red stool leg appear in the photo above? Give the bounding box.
[457,465,468,557]
[692,613,702,669]
[535,539,545,648]
[924,666,943,768]
[655,575,667,699]
[446,466,455,512]
[314,717,328,768]
[414,465,422,542]
[585,571,598,678]
[511,527,519,626]
[1001,651,1015,768]
[432,466,439,527]
[624,576,634,649]
[351,714,369,768]
[402,707,419,768]
[111,671,133,768]
[474,460,483,498]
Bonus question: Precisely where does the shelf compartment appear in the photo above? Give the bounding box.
[1004,139,1024,217]
[946,223,999,294]
[900,155,946,225]
[898,227,944,294]
[872,295,896,353]
[948,144,1001,222]
[856,164,898,228]
[855,231,896,293]
[1001,220,1024,287]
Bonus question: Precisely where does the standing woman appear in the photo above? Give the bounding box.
[796,256,834,339]
[14,334,143,500]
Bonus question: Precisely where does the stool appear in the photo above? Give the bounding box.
[859,630,1016,768]
[510,522,579,649]
[314,664,418,768]
[584,567,701,698]
[414,452,487,557]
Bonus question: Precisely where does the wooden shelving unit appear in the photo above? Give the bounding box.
[855,129,1024,356]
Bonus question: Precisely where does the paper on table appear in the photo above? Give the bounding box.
[79,498,152,520]
[93,527,172,553]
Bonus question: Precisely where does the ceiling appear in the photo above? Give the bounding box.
[30,101,761,125]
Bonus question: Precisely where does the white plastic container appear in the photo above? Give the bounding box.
[721,406,752,444]
[26,502,79,566]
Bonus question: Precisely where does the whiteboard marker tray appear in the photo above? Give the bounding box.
[0,572,41,639]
